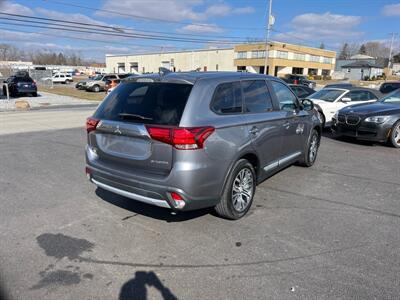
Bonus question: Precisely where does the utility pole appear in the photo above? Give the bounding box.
[388,32,397,69]
[264,0,273,75]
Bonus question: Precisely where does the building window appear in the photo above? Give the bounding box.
[251,50,266,58]
[310,55,320,62]
[322,69,330,76]
[117,63,125,73]
[237,51,247,59]
[323,57,332,64]
[130,62,138,73]
[276,51,288,59]
[293,53,305,61]
[308,68,318,76]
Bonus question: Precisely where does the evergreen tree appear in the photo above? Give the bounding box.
[358,44,367,55]
[338,43,350,59]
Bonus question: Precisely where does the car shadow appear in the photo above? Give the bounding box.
[95,187,212,222]
[119,271,178,300]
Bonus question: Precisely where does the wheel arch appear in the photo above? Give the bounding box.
[219,151,260,198]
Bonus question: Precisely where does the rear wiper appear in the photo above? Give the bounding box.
[118,113,153,121]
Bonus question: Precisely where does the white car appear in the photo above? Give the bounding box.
[308,88,381,127]
[44,73,73,84]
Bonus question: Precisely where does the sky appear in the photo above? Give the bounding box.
[0,0,399,62]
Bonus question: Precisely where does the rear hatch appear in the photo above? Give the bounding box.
[16,77,36,90]
[87,81,193,176]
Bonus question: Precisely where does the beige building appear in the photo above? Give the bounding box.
[106,48,235,74]
[235,42,336,76]
[105,42,336,76]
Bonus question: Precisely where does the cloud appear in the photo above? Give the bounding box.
[275,12,364,46]
[36,7,107,26]
[97,0,205,22]
[0,29,43,42]
[0,1,34,15]
[178,23,223,33]
[381,3,400,16]
[205,4,255,17]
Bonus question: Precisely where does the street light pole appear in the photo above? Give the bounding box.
[264,0,273,75]
[388,32,397,69]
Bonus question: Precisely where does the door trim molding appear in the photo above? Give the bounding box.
[263,151,302,172]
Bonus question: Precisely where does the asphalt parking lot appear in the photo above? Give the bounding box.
[0,107,399,300]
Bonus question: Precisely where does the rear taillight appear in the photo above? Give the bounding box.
[86,117,100,133]
[294,79,299,84]
[146,126,214,150]
[169,192,185,209]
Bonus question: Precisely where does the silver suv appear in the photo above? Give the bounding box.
[86,72,321,219]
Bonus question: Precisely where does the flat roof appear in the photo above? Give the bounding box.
[106,47,234,58]
[235,40,337,54]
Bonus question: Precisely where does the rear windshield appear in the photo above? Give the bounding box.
[14,76,33,83]
[94,82,193,126]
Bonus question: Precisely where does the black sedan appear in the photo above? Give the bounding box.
[332,89,400,148]
[3,73,37,97]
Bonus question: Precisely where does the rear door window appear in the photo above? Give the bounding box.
[211,82,242,114]
[242,80,273,113]
[94,82,193,126]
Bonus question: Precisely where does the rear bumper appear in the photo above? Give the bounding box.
[91,178,170,208]
[86,164,220,211]
[16,87,37,93]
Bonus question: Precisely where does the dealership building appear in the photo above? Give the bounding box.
[105,41,336,76]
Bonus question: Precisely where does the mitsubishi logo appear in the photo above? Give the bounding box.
[114,125,122,135]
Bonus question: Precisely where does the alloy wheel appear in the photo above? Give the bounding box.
[231,168,254,212]
[394,123,400,146]
[309,133,319,163]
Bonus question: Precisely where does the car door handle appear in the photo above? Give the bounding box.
[283,122,290,129]
[249,126,259,135]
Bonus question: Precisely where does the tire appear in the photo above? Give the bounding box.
[298,129,320,167]
[92,85,100,93]
[32,92,38,97]
[214,159,256,220]
[389,120,400,148]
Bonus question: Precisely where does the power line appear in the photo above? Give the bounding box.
[0,12,254,40]
[39,0,265,31]
[0,12,251,44]
[0,20,241,45]
[0,26,179,50]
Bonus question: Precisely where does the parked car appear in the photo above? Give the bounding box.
[281,74,316,89]
[2,73,37,97]
[79,74,121,92]
[324,83,353,89]
[288,84,316,99]
[308,87,382,127]
[379,81,400,94]
[44,73,73,84]
[85,72,322,219]
[332,89,400,148]
[105,74,134,94]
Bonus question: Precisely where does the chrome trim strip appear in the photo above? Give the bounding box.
[263,161,279,172]
[279,151,302,165]
[91,178,171,208]
[263,151,302,172]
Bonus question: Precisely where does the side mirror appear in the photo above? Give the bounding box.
[301,99,314,111]
[341,97,351,103]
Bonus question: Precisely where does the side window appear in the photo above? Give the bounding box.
[270,81,298,111]
[367,91,377,100]
[211,82,242,114]
[295,87,307,98]
[348,91,370,101]
[55,75,59,78]
[242,80,273,113]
